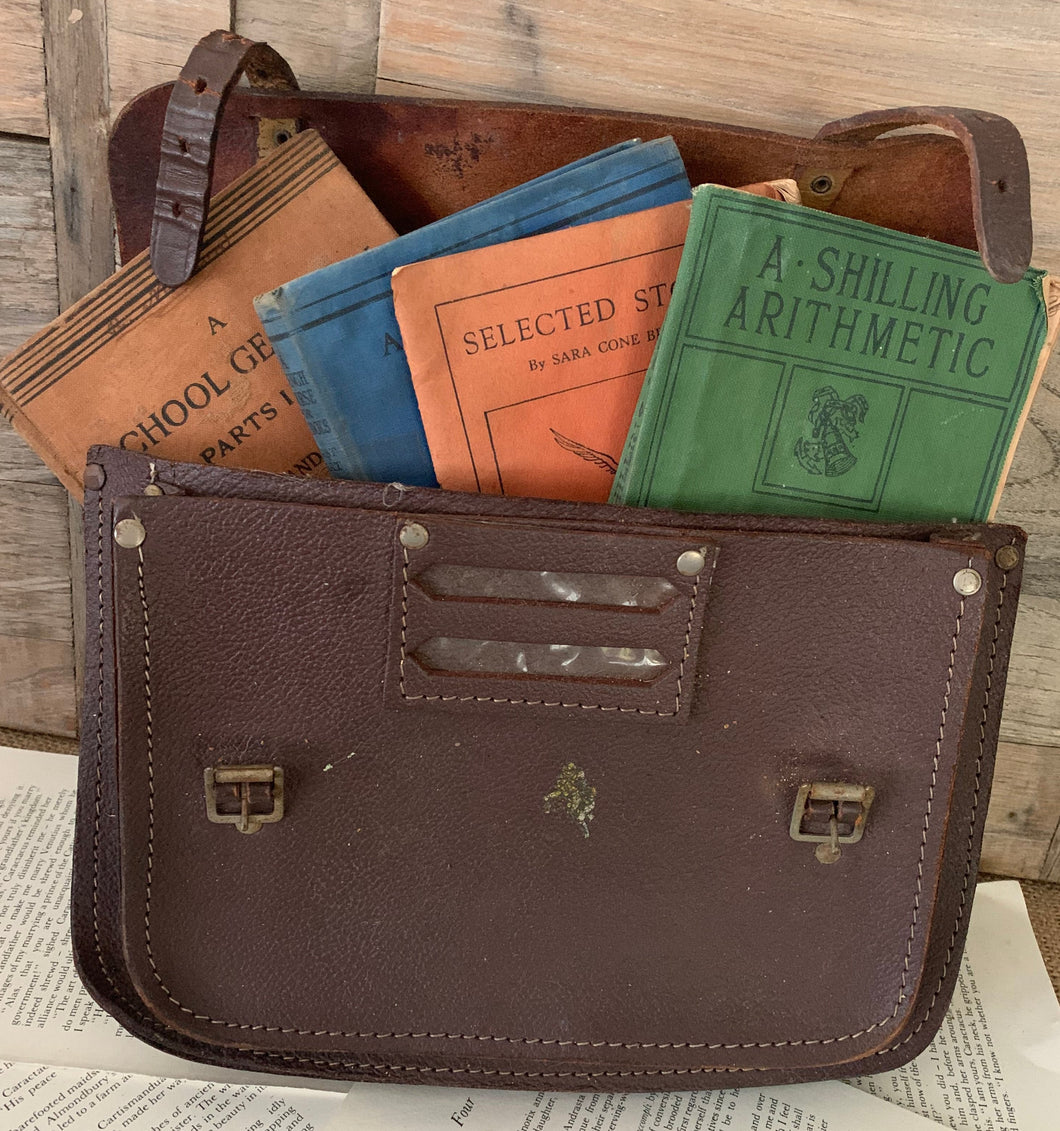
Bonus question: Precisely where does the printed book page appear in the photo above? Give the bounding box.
[848,880,1060,1131]
[0,745,343,1093]
[0,1060,341,1131]
[323,1078,940,1131]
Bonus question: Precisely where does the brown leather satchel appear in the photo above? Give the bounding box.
[74,444,1025,1088]
[71,30,1033,1089]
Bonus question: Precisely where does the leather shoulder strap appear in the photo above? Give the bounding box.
[150,29,298,287]
[148,35,1032,288]
[816,107,1032,284]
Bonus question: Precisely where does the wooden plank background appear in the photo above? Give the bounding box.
[0,0,48,138]
[0,0,1058,880]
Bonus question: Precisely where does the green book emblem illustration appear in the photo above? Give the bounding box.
[793,386,869,477]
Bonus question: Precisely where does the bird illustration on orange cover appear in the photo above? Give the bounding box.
[549,428,618,475]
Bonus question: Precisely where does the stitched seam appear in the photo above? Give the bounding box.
[137,554,970,1057]
[397,544,698,716]
[874,556,1008,1057]
[91,496,159,1027]
[91,494,124,1003]
[894,585,965,1011]
[139,544,164,995]
[242,1052,765,1077]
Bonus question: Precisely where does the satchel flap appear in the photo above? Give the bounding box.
[95,479,1008,1083]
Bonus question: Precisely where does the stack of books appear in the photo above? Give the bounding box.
[2,129,1056,523]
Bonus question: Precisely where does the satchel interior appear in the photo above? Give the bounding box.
[71,445,1023,1088]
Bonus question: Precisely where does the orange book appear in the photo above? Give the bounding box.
[0,130,396,499]
[392,182,797,502]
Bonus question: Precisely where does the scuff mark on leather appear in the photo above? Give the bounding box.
[323,751,358,773]
[544,762,596,838]
[423,133,496,180]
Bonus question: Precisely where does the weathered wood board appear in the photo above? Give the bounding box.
[44,0,117,723]
[0,0,49,138]
[236,0,381,93]
[0,140,59,354]
[995,368,1060,749]
[107,0,230,120]
[0,478,76,737]
[982,741,1060,883]
[107,0,383,121]
[377,0,1060,268]
[0,419,61,486]
[0,131,71,737]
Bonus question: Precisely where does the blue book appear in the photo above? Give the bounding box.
[255,138,691,486]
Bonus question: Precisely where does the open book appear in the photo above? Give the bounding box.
[0,745,345,1130]
[1,744,1056,1130]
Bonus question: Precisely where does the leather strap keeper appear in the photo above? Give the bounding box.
[149,30,298,287]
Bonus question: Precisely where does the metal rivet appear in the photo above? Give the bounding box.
[676,548,706,576]
[144,484,163,496]
[113,518,146,549]
[399,521,429,550]
[83,463,106,491]
[815,842,842,865]
[810,174,834,195]
[953,568,982,596]
[994,545,1020,571]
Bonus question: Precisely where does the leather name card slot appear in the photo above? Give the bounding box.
[387,513,718,721]
[413,638,670,683]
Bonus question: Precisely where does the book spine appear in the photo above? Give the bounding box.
[610,185,713,510]
[609,359,656,506]
[255,290,368,481]
[609,239,697,508]
[986,273,1058,519]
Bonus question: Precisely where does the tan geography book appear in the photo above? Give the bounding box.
[0,130,396,498]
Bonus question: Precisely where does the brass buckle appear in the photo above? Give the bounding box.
[790,782,875,864]
[204,765,284,834]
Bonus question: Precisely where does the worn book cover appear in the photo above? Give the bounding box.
[254,137,692,489]
[0,130,396,498]
[393,182,799,503]
[391,199,690,502]
[611,184,1060,522]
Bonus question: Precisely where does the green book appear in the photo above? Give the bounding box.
[610,184,1058,522]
